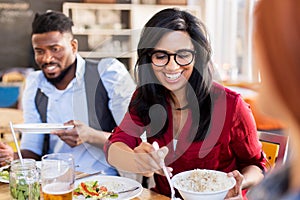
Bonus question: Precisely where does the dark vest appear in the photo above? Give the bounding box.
[35,59,117,155]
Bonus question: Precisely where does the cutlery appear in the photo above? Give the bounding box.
[117,186,140,194]
[152,142,180,200]
[75,171,103,180]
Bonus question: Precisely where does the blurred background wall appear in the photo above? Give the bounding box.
[0,0,80,76]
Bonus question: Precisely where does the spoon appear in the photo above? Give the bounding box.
[152,142,180,200]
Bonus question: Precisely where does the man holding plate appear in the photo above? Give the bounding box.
[0,11,136,175]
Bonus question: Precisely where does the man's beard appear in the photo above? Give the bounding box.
[45,63,74,85]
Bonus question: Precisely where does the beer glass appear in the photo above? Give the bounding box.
[41,153,75,200]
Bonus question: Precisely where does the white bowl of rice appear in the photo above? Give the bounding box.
[172,169,236,200]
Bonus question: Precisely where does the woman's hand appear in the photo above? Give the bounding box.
[224,170,244,200]
[133,142,170,176]
[0,142,14,166]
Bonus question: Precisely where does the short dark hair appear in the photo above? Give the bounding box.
[31,11,74,35]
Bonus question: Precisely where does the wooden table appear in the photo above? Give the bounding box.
[0,182,170,200]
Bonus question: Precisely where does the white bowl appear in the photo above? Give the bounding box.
[172,169,236,200]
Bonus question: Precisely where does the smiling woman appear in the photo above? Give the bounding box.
[105,8,267,199]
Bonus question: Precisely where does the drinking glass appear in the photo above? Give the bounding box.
[9,159,40,200]
[41,153,75,200]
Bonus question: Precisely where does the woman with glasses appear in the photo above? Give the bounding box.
[105,8,266,199]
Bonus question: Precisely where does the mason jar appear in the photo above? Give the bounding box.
[9,159,40,200]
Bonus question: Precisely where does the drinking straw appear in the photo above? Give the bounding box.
[9,121,23,164]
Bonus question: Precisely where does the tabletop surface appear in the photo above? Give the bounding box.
[0,182,170,200]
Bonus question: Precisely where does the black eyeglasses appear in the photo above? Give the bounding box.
[149,49,196,67]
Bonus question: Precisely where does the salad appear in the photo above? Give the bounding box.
[0,165,10,181]
[74,180,118,199]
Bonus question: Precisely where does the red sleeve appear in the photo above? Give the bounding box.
[230,96,267,172]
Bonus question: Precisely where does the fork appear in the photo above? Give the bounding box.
[117,186,140,194]
[75,171,103,180]
[152,142,178,200]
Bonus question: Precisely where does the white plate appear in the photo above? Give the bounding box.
[0,165,10,183]
[13,123,74,134]
[74,175,143,200]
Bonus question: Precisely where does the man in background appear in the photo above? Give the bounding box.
[0,11,136,175]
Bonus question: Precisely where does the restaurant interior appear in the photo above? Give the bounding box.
[0,0,289,199]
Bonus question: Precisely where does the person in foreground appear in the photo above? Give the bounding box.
[0,11,136,174]
[247,1,300,199]
[104,8,266,199]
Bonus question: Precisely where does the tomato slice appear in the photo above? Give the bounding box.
[81,182,99,196]
[99,186,108,192]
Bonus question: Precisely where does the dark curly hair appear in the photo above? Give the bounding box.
[32,11,74,35]
[130,8,213,141]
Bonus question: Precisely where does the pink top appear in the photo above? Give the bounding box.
[105,82,266,197]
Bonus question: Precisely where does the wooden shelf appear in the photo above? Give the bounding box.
[78,51,134,59]
[73,28,132,36]
[63,2,202,72]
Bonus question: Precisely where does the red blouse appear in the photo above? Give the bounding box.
[105,82,267,197]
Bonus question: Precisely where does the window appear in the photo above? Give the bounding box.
[201,0,258,83]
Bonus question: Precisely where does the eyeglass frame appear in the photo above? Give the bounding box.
[149,49,196,67]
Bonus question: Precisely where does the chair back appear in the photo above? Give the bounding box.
[0,85,20,108]
[258,131,289,169]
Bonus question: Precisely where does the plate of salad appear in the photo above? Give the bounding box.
[73,175,142,200]
[0,165,10,183]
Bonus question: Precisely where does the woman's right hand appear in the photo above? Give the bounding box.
[133,142,169,177]
[0,142,14,166]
